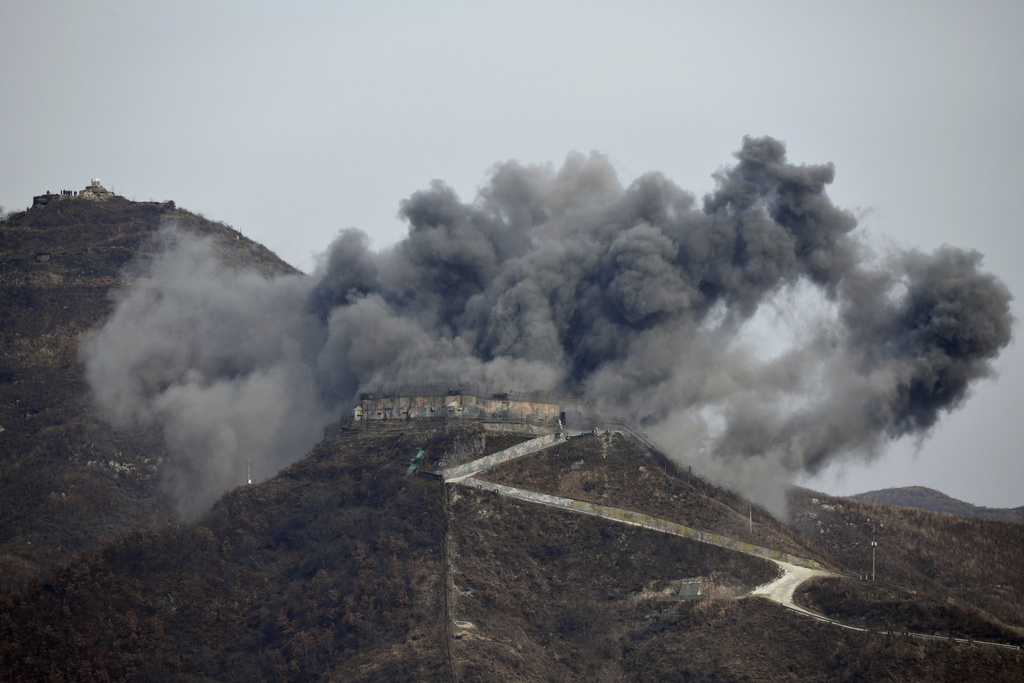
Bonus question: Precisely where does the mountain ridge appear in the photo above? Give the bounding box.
[1,193,1022,680]
[850,486,1024,525]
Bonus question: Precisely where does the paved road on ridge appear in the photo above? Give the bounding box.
[443,431,1021,650]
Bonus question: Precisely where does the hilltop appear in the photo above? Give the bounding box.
[850,486,1024,525]
[0,189,296,589]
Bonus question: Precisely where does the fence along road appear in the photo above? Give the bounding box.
[443,435,1023,651]
[459,476,822,569]
[442,431,820,568]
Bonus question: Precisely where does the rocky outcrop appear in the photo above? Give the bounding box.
[78,178,116,201]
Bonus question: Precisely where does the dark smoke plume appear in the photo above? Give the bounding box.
[80,137,1013,515]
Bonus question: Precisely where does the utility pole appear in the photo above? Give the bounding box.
[749,505,752,535]
[247,459,252,486]
[871,527,878,582]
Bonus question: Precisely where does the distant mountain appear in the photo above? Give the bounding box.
[850,486,1024,524]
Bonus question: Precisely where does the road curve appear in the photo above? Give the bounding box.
[750,560,838,616]
[450,477,1022,649]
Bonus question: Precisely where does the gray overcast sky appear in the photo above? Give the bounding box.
[3,1,1022,507]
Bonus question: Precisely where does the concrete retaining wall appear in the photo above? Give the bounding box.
[442,433,563,481]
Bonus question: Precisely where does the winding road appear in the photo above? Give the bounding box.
[442,431,1022,650]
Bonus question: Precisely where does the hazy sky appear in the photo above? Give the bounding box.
[3,1,1022,507]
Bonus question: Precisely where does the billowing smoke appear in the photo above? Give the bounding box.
[80,137,1012,516]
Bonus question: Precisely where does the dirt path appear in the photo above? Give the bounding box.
[750,560,836,614]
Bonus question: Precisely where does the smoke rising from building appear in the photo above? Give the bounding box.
[80,137,1013,516]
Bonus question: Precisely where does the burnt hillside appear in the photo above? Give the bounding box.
[789,487,1024,632]
[3,421,1022,681]
[0,195,297,589]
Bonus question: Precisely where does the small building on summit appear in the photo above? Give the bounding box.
[79,178,116,200]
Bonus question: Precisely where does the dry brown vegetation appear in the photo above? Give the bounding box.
[3,196,1023,680]
[790,487,1024,631]
[479,432,534,458]
[2,419,1023,681]
[852,486,1024,524]
[622,597,1024,681]
[0,197,297,589]
[448,484,779,681]
[0,427,454,681]
[797,576,1024,645]
[481,431,826,563]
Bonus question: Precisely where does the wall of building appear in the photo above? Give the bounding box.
[354,393,561,425]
